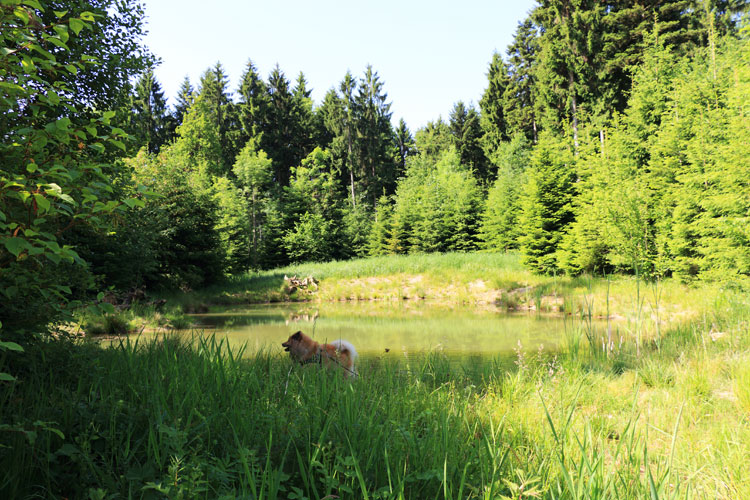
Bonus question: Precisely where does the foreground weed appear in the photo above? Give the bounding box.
[734,362,750,416]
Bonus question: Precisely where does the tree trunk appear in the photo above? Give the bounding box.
[251,190,257,269]
[569,71,579,152]
[347,122,356,208]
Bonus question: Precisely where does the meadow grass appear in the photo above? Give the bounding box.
[2,291,749,499]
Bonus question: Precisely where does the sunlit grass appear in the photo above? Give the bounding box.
[196,252,741,338]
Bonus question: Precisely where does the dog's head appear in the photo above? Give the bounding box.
[282,331,305,358]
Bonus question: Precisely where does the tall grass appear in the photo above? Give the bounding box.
[3,302,750,500]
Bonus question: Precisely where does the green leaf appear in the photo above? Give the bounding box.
[0,373,16,382]
[53,24,69,43]
[56,117,71,130]
[33,194,51,213]
[14,7,30,25]
[69,18,84,35]
[56,443,79,457]
[45,36,68,50]
[54,10,69,18]
[27,163,37,173]
[0,341,24,352]
[44,183,63,195]
[3,237,30,258]
[64,64,78,75]
[45,252,62,265]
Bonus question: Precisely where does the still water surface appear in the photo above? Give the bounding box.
[180,302,589,359]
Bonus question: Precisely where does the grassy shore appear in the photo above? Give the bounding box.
[128,252,743,340]
[2,300,750,499]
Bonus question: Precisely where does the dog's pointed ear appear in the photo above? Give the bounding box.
[291,331,302,340]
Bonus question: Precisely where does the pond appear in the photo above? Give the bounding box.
[176,301,599,361]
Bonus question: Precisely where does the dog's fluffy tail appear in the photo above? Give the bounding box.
[330,339,358,362]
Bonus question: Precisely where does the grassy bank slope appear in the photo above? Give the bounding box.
[180,252,735,334]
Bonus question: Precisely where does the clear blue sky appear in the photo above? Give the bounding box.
[142,0,537,130]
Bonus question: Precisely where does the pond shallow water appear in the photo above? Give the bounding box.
[176,301,595,360]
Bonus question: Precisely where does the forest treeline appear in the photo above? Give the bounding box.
[1,1,749,334]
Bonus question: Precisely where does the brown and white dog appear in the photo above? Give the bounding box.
[281,331,358,377]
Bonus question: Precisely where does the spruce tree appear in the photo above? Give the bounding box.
[502,18,539,142]
[479,52,511,155]
[368,195,394,256]
[292,72,317,163]
[355,65,397,204]
[414,119,453,160]
[132,68,171,152]
[532,1,604,147]
[199,62,237,172]
[449,101,489,183]
[319,73,358,207]
[174,76,194,127]
[393,118,415,180]
[262,65,311,186]
[478,134,531,251]
[517,132,576,274]
[237,60,268,151]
